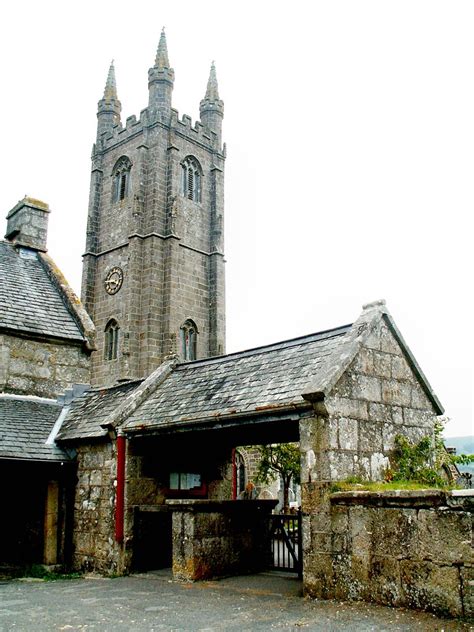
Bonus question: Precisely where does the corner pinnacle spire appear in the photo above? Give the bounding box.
[200,61,224,145]
[97,60,121,137]
[155,28,170,69]
[204,61,220,101]
[103,60,118,101]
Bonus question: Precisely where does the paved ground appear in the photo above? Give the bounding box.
[0,571,470,631]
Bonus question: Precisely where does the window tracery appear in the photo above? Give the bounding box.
[112,156,132,202]
[181,156,202,203]
[104,319,120,360]
[180,319,198,361]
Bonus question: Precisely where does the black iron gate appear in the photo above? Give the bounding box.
[268,511,302,577]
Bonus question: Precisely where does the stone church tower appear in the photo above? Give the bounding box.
[81,31,225,386]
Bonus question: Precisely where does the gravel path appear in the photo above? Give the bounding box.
[0,571,470,631]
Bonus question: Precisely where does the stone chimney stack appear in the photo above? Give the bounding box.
[5,197,50,252]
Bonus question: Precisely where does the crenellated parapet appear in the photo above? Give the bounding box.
[94,35,224,157]
[93,106,223,156]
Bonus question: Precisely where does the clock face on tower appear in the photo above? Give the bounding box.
[104,266,124,295]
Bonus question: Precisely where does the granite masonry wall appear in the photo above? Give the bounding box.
[0,333,90,399]
[72,442,123,573]
[167,499,277,581]
[300,319,439,487]
[72,437,235,574]
[304,490,473,619]
[299,319,453,614]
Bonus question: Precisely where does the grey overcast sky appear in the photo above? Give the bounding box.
[0,1,472,437]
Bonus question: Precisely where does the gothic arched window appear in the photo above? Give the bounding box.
[181,156,202,203]
[234,450,248,498]
[180,319,198,361]
[104,319,120,360]
[112,156,132,202]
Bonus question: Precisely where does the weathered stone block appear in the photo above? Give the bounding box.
[353,454,371,479]
[411,386,432,410]
[127,475,160,505]
[328,450,355,480]
[371,457,390,482]
[372,351,392,378]
[417,509,473,565]
[331,506,349,534]
[303,553,334,599]
[382,425,399,451]
[403,408,434,427]
[460,566,474,619]
[349,506,372,556]
[380,325,401,355]
[328,418,338,449]
[370,555,402,606]
[359,421,383,452]
[399,560,462,617]
[368,508,419,558]
[391,405,404,425]
[312,531,333,553]
[381,379,411,406]
[337,417,358,450]
[368,402,391,423]
[391,355,413,381]
[351,375,382,402]
[352,348,374,374]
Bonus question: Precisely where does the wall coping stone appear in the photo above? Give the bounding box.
[166,499,278,513]
[330,489,473,510]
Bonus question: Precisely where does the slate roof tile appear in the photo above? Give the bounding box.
[0,241,84,341]
[57,325,352,440]
[56,381,142,441]
[0,396,70,461]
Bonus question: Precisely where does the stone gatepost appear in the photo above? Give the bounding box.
[43,480,59,565]
[299,405,337,598]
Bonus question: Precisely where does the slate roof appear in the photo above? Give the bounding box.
[57,325,352,441]
[56,380,142,441]
[0,241,85,342]
[0,395,70,461]
[124,326,351,433]
[55,301,444,443]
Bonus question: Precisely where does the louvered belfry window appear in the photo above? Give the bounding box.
[181,156,201,203]
[112,156,132,202]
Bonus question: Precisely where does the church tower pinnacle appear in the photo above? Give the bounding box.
[148,28,175,120]
[97,61,122,138]
[200,62,224,145]
[82,33,226,387]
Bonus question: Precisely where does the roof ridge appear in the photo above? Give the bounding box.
[0,393,59,404]
[176,324,353,370]
[82,378,144,395]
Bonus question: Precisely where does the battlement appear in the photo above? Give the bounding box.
[95,106,222,154]
[170,109,217,146]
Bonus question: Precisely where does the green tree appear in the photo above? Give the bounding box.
[255,444,301,513]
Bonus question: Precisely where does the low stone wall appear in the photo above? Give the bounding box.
[167,499,277,581]
[303,489,473,619]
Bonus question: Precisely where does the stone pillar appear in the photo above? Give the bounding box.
[299,406,335,598]
[43,480,59,565]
